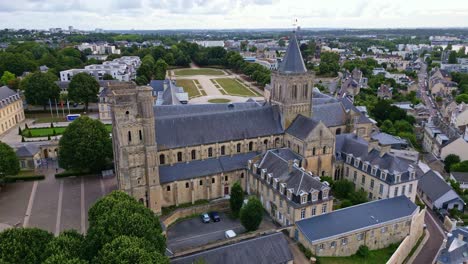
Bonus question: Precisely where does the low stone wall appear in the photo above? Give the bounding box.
[161,199,230,230]
[387,208,426,264]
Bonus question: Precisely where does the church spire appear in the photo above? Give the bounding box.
[278,22,307,74]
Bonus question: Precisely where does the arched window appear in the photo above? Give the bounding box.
[191,150,196,160]
[159,154,165,165]
[241,173,244,178]
[323,146,327,154]
[177,152,182,162]
[296,145,300,153]
[303,84,308,97]
[288,141,291,148]
[139,130,143,141]
[275,137,280,147]
[208,147,213,157]
[248,142,253,151]
[336,128,342,135]
[128,131,132,142]
[237,143,241,153]
[292,85,297,99]
[264,139,268,146]
[322,171,325,177]
[312,147,316,155]
[221,146,226,155]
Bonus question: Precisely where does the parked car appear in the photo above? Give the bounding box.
[210,211,220,222]
[201,213,210,223]
[225,230,236,239]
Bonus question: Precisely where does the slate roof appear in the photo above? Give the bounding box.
[0,86,18,100]
[159,152,258,184]
[171,232,293,264]
[155,104,283,150]
[15,145,40,158]
[437,227,468,264]
[149,80,165,93]
[312,102,347,127]
[335,134,419,184]
[155,102,262,118]
[286,115,320,140]
[451,172,468,184]
[371,132,408,146]
[278,33,307,74]
[295,196,418,243]
[418,170,457,202]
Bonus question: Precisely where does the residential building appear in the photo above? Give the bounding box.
[418,170,464,212]
[338,68,368,99]
[437,227,468,264]
[334,133,420,202]
[377,84,393,99]
[247,148,333,226]
[450,172,468,190]
[0,86,25,136]
[171,233,293,264]
[15,145,41,170]
[293,196,424,257]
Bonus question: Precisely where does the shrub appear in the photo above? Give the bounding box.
[297,242,313,259]
[55,170,92,178]
[4,175,45,182]
[357,245,370,258]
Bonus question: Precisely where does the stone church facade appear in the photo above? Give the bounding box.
[110,32,374,215]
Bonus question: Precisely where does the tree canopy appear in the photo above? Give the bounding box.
[444,154,461,173]
[240,197,263,231]
[58,116,112,172]
[68,72,100,111]
[0,227,54,264]
[21,72,60,110]
[0,141,20,179]
[230,181,244,218]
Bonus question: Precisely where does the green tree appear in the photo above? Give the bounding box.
[94,236,169,264]
[154,59,168,80]
[43,254,88,264]
[380,120,395,135]
[448,51,458,64]
[68,73,99,112]
[230,181,244,218]
[456,94,468,104]
[102,73,114,80]
[278,39,285,47]
[86,191,166,259]
[45,230,86,260]
[319,52,340,76]
[58,116,112,172]
[21,72,60,110]
[332,180,354,199]
[357,245,370,258]
[444,154,461,172]
[240,197,263,231]
[0,227,54,264]
[0,71,15,86]
[0,142,20,179]
[349,189,368,205]
[451,161,468,172]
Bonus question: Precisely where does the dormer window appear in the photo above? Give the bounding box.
[301,192,308,204]
[280,183,286,194]
[354,158,360,168]
[395,174,401,183]
[381,170,387,180]
[267,173,272,183]
[346,155,352,164]
[261,169,267,179]
[253,163,258,173]
[287,189,293,200]
[410,171,415,179]
[273,178,279,189]
[363,163,368,172]
[322,189,329,200]
[312,192,318,201]
[371,166,377,176]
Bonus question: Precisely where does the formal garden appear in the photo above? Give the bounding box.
[19,124,112,138]
[175,79,206,98]
[211,78,260,97]
[174,68,225,76]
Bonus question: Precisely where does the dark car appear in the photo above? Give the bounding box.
[201,213,210,223]
[209,211,220,222]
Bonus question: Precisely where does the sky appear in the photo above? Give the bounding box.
[1,0,468,30]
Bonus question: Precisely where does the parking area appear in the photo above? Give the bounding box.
[166,212,276,253]
[0,167,117,235]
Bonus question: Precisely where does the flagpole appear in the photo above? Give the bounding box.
[55,98,59,118]
[49,98,53,118]
[61,100,65,117]
[67,99,70,115]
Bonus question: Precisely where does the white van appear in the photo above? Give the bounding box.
[224,230,236,239]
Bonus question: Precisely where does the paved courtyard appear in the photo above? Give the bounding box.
[0,166,117,235]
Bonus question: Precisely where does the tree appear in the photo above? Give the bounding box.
[86,191,166,259]
[0,227,54,264]
[230,181,244,218]
[319,52,340,76]
[68,73,99,112]
[357,245,370,258]
[240,197,263,231]
[94,236,169,264]
[21,72,60,110]
[332,180,354,199]
[278,39,285,47]
[154,59,168,80]
[444,154,461,172]
[448,51,458,64]
[58,116,112,172]
[43,254,88,264]
[102,73,114,80]
[456,94,468,104]
[349,189,368,205]
[0,142,20,179]
[0,71,15,86]
[45,230,86,260]
[451,161,468,173]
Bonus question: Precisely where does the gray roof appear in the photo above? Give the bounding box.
[296,196,418,243]
[155,102,262,118]
[159,152,258,184]
[171,232,293,264]
[451,172,468,184]
[312,102,347,127]
[419,170,457,202]
[278,33,307,74]
[437,227,468,264]
[371,132,408,146]
[149,80,165,93]
[155,104,283,150]
[15,145,40,158]
[0,86,18,100]
[286,115,320,140]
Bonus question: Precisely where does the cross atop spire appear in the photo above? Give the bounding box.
[278,22,307,74]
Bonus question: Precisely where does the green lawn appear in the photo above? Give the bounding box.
[176,79,201,98]
[22,125,112,138]
[208,98,231,103]
[175,68,225,76]
[215,78,258,97]
[317,244,399,264]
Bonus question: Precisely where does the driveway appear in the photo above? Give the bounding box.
[413,209,445,264]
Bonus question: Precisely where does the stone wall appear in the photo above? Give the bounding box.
[386,208,426,264]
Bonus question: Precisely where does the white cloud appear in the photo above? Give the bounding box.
[0,0,467,30]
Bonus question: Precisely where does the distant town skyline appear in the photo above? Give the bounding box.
[1,0,468,30]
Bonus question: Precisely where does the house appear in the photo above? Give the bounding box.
[293,196,424,257]
[338,68,367,99]
[450,172,468,190]
[371,132,409,150]
[0,86,25,136]
[418,170,464,212]
[171,233,293,264]
[15,145,41,170]
[437,227,468,264]
[377,84,393,99]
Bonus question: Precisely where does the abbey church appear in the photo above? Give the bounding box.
[109,32,416,226]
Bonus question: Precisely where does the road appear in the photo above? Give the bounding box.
[412,209,445,264]
[418,62,437,117]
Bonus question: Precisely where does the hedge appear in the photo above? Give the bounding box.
[4,175,45,183]
[55,170,94,178]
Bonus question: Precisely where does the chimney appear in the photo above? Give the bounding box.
[458,233,464,242]
[379,145,391,157]
[368,139,379,153]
